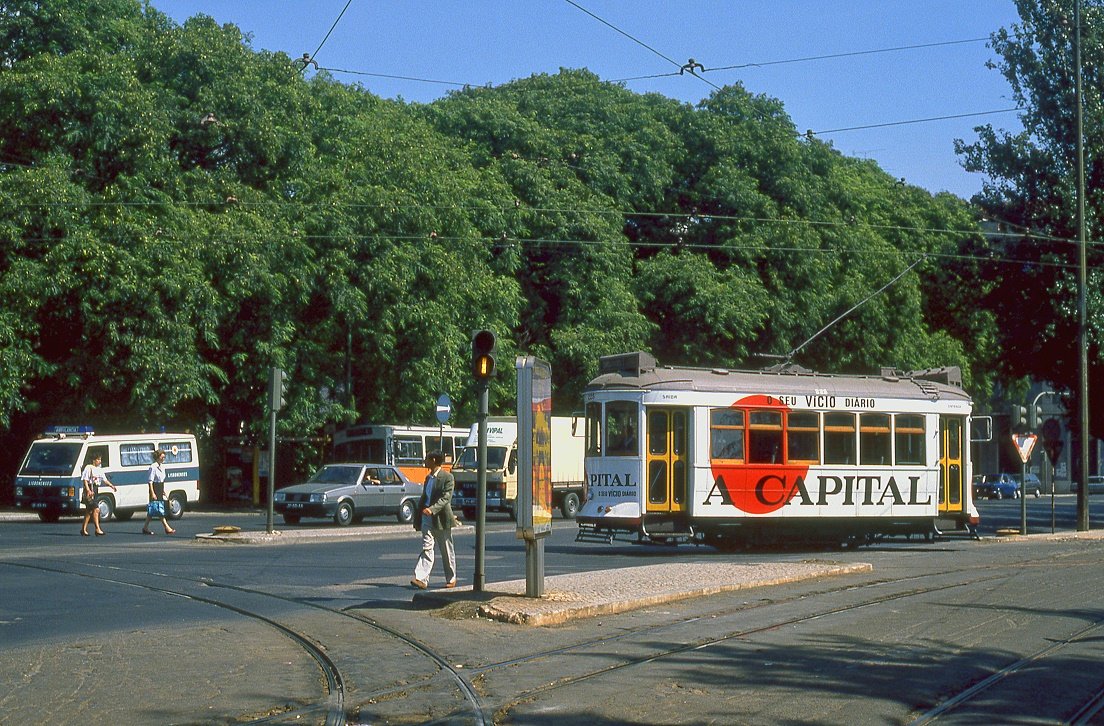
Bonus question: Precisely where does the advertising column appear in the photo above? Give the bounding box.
[516,355,552,597]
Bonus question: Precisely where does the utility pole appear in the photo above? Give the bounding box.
[1075,0,1091,531]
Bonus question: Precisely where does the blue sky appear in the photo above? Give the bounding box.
[152,1,1025,200]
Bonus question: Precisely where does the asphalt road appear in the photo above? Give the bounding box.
[1,501,1102,724]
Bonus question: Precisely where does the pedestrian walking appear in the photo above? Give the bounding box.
[142,449,176,535]
[410,451,458,589]
[80,454,117,536]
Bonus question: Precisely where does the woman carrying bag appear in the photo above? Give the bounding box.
[142,449,176,535]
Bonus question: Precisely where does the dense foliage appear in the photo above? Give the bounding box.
[3,0,1070,492]
[957,0,1104,438]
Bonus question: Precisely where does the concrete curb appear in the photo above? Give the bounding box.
[194,523,472,544]
[414,561,874,626]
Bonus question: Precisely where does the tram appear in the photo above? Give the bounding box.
[576,352,979,548]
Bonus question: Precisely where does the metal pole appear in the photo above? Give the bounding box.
[474,382,489,591]
[1020,459,1028,535]
[267,404,276,534]
[1075,0,1090,532]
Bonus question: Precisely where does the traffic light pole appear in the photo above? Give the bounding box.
[474,380,489,592]
[267,401,276,534]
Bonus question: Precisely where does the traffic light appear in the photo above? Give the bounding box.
[471,329,497,381]
[1009,403,1027,432]
[1028,404,1043,431]
[270,367,288,411]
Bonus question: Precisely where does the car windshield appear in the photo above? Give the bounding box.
[308,465,362,486]
[20,442,83,476]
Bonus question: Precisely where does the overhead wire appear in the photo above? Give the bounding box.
[561,0,721,91]
[300,0,355,73]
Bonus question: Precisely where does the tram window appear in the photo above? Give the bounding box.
[859,413,892,465]
[585,402,602,456]
[648,411,668,456]
[787,411,819,463]
[710,408,744,461]
[606,401,637,456]
[748,410,782,464]
[895,415,926,465]
[672,411,687,457]
[648,459,667,504]
[824,412,856,465]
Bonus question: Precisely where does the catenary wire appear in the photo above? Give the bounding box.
[302,0,355,71]
[561,0,721,91]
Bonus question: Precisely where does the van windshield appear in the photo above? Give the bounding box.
[456,446,508,470]
[20,442,84,476]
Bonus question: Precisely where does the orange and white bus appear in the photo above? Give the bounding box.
[333,424,469,482]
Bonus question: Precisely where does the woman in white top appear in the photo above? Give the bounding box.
[80,454,117,536]
[142,449,175,535]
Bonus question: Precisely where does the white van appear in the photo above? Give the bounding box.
[14,426,201,522]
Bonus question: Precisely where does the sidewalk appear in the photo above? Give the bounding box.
[410,560,874,626]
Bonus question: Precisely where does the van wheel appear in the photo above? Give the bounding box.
[166,494,185,520]
[397,499,415,524]
[95,496,114,521]
[560,493,580,519]
[113,509,134,521]
[334,501,354,527]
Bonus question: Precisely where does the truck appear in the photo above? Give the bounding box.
[453,416,585,521]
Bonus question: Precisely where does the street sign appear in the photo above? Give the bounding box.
[1012,433,1037,464]
[435,393,452,425]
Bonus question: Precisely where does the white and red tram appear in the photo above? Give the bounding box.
[576,352,979,548]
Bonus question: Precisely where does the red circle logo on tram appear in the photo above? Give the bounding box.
[710,394,811,514]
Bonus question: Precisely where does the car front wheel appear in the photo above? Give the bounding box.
[397,499,415,524]
[334,501,354,527]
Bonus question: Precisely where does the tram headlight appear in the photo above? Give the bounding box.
[14,486,22,497]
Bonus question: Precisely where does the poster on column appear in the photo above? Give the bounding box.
[516,356,552,540]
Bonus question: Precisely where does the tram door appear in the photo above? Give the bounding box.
[938,415,966,516]
[646,409,689,515]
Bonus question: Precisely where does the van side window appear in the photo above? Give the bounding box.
[121,443,156,467]
[160,442,193,464]
[83,445,110,468]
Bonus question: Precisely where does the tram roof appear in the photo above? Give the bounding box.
[587,352,971,403]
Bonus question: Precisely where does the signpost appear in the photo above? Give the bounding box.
[435,392,452,450]
[1012,433,1037,535]
[1041,418,1064,534]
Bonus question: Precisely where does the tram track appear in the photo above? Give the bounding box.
[2,559,488,725]
[456,555,1103,724]
[909,615,1104,725]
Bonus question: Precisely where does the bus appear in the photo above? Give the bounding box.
[576,352,979,549]
[15,426,201,522]
[332,424,469,482]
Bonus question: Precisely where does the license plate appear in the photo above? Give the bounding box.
[288,502,304,508]
[31,502,47,509]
